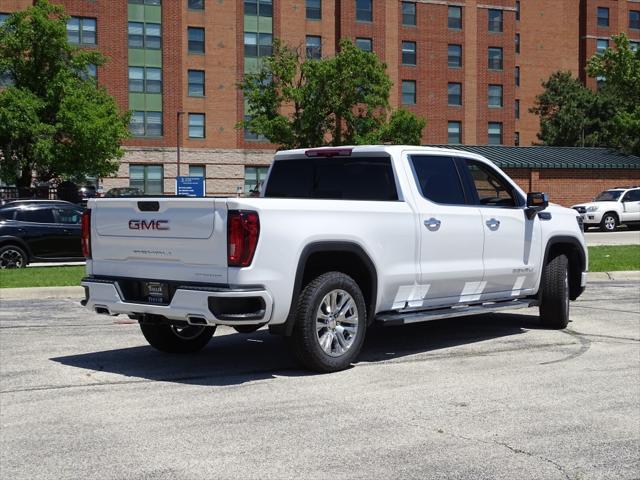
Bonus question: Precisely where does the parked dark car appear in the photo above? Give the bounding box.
[0,204,84,268]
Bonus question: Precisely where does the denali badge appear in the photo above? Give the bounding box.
[128,219,169,231]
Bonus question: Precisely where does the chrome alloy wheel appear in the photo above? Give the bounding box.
[0,248,25,269]
[170,325,207,340]
[604,215,616,231]
[315,289,359,357]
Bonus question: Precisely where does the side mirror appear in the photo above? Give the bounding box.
[525,192,549,219]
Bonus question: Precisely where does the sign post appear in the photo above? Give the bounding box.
[176,176,205,197]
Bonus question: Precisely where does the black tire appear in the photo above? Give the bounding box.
[599,212,618,232]
[288,272,367,373]
[234,324,264,334]
[539,253,570,329]
[0,244,28,269]
[140,323,216,353]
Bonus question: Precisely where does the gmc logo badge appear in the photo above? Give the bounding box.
[128,219,169,231]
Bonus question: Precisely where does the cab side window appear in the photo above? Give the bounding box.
[410,155,467,205]
[463,160,519,207]
[56,208,82,224]
[15,208,55,223]
[622,190,640,202]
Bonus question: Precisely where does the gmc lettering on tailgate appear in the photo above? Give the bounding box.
[128,219,169,231]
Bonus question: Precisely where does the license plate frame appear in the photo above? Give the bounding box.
[143,281,169,304]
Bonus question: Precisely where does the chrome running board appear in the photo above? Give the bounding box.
[375,299,537,326]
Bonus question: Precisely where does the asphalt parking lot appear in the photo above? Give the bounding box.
[1,281,639,480]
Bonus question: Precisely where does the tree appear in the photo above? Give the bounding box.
[532,34,640,154]
[239,39,426,149]
[0,0,130,188]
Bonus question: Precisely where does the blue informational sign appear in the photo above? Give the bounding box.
[176,176,205,197]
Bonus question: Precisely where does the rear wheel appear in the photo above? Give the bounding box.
[288,272,367,372]
[140,323,216,353]
[600,212,618,232]
[539,253,570,329]
[0,245,28,269]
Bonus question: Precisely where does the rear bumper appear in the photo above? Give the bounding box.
[81,277,273,326]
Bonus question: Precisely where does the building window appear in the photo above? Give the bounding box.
[596,39,608,55]
[188,27,205,54]
[402,2,416,26]
[67,17,96,45]
[188,70,205,96]
[189,165,205,177]
[128,67,144,92]
[128,22,161,49]
[188,0,204,10]
[401,80,416,105]
[402,41,416,65]
[79,64,97,81]
[488,9,503,32]
[515,33,520,54]
[515,1,520,21]
[306,0,321,20]
[596,75,606,89]
[448,121,462,144]
[356,0,372,22]
[128,67,162,93]
[514,131,520,146]
[129,0,162,4]
[515,66,520,86]
[244,0,273,17]
[306,36,322,60]
[488,84,503,108]
[488,122,502,145]
[448,83,462,106]
[130,165,164,195]
[597,7,609,27]
[244,167,269,194]
[244,32,273,58]
[0,13,9,26]
[488,47,503,70]
[129,111,163,137]
[188,113,205,138]
[515,99,520,119]
[355,37,373,52]
[631,41,639,52]
[448,6,462,29]
[448,44,462,68]
[630,11,640,30]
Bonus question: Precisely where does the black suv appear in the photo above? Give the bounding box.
[0,203,84,268]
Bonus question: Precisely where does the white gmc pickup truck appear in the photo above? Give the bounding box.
[81,146,588,372]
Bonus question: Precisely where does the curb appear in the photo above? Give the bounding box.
[2,271,638,301]
[1,286,84,301]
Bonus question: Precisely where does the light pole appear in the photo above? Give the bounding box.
[176,111,185,178]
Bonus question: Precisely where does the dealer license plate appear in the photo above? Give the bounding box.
[143,282,168,304]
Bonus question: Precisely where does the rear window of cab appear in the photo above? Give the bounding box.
[264,156,398,201]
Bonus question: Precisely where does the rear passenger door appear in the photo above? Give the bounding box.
[408,154,485,308]
[620,190,640,222]
[458,159,542,298]
[53,207,83,257]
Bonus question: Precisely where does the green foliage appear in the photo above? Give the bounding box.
[532,34,640,154]
[0,0,130,187]
[238,39,426,148]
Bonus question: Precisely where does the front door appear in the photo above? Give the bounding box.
[620,189,640,223]
[458,159,542,298]
[408,154,485,309]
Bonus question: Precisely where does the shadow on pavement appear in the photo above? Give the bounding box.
[51,312,540,387]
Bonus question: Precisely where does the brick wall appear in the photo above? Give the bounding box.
[504,168,640,206]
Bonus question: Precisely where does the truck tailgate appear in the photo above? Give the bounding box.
[89,198,228,283]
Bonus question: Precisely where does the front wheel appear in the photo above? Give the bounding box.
[288,272,367,373]
[600,213,618,232]
[539,253,570,329]
[140,323,216,353]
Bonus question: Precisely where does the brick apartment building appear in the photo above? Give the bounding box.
[1,0,639,204]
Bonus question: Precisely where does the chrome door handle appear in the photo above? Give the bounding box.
[424,218,441,231]
[486,218,500,230]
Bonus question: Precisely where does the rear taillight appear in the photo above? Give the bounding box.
[81,209,91,259]
[227,210,260,267]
